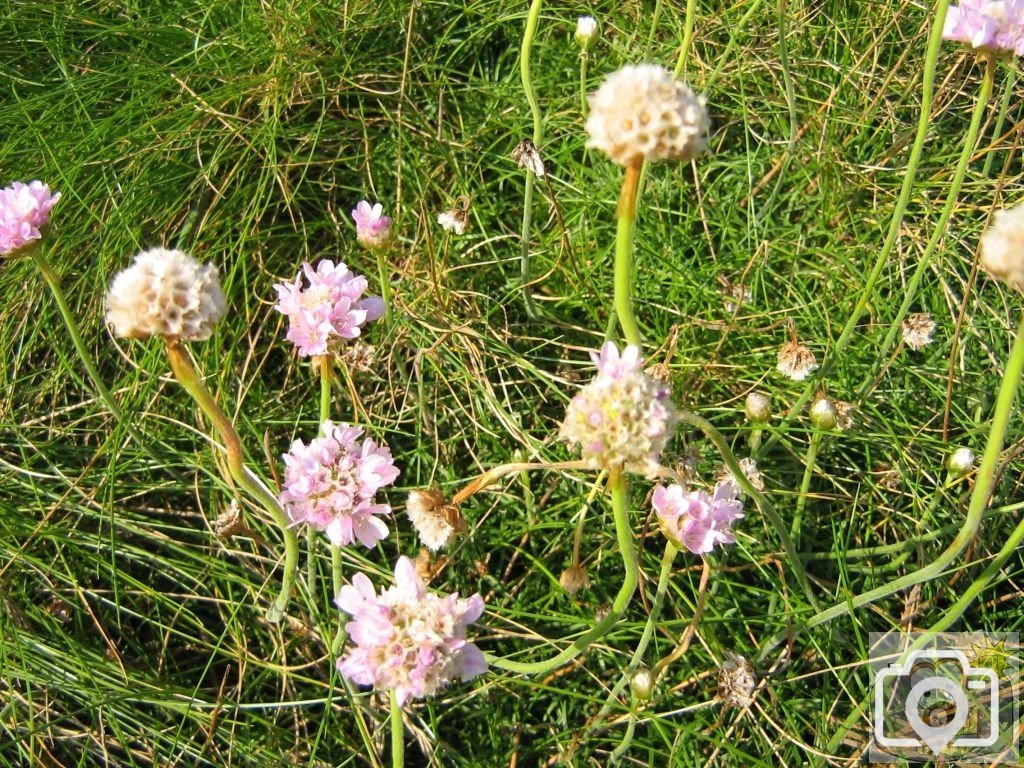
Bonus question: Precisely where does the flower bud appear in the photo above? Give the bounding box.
[630,667,654,701]
[559,565,590,595]
[947,447,975,477]
[744,391,771,424]
[809,395,838,431]
[575,16,598,51]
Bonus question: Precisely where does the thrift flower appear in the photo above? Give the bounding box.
[575,16,598,51]
[560,342,677,477]
[437,207,468,235]
[0,180,60,256]
[586,64,709,167]
[273,260,384,357]
[809,395,839,430]
[279,420,399,547]
[406,488,466,551]
[744,391,772,424]
[947,446,976,476]
[105,248,226,341]
[943,1,1024,56]
[902,312,936,350]
[652,482,744,554]
[980,201,1024,291]
[351,201,392,249]
[336,555,487,705]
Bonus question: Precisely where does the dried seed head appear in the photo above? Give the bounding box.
[902,313,936,351]
[716,457,764,494]
[511,139,546,178]
[559,565,591,596]
[776,340,818,381]
[717,652,756,708]
[406,489,466,551]
[980,202,1024,292]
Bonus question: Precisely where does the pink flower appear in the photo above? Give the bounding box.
[652,482,744,554]
[273,260,385,357]
[0,180,60,256]
[943,1,1024,55]
[351,201,392,249]
[336,556,487,704]
[279,420,400,547]
[560,342,676,476]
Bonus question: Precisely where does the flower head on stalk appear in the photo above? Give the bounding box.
[273,260,384,357]
[336,555,487,705]
[105,248,226,341]
[586,64,709,168]
[943,1,1024,56]
[980,201,1024,292]
[652,482,744,554]
[406,488,467,551]
[351,201,392,250]
[560,342,676,477]
[279,420,399,547]
[0,180,60,256]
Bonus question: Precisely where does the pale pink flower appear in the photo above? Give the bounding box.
[336,556,487,704]
[351,201,392,249]
[0,180,60,255]
[279,420,399,547]
[943,1,1024,55]
[652,482,744,554]
[273,260,385,357]
[560,342,676,476]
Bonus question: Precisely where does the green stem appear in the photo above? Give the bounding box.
[489,470,638,675]
[672,0,698,77]
[595,541,678,724]
[30,246,146,446]
[759,313,1024,660]
[579,52,588,116]
[390,689,404,768]
[165,340,298,622]
[614,164,643,349]
[983,65,1016,177]
[758,0,952,450]
[791,430,822,549]
[518,0,544,319]
[677,410,817,608]
[375,246,394,326]
[862,53,996,398]
[926,313,1024,633]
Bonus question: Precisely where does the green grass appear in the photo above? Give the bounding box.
[2,0,1023,765]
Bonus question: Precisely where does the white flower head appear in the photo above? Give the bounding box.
[902,313,936,351]
[406,489,466,551]
[575,16,599,50]
[980,201,1024,292]
[776,340,818,381]
[586,64,709,167]
[438,208,467,235]
[105,248,226,341]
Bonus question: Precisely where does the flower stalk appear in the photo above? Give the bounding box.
[614,162,643,348]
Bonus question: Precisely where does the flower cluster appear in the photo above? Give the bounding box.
[560,343,677,476]
[336,556,487,704]
[980,201,1024,292]
[351,201,392,249]
[273,260,384,357]
[1,180,60,256]
[943,1,1024,56]
[586,64,709,167]
[652,482,744,554]
[279,421,399,547]
[105,248,226,341]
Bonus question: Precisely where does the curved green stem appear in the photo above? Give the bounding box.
[165,340,298,621]
[614,164,643,348]
[518,0,544,318]
[375,247,393,326]
[758,0,952,449]
[390,689,404,768]
[759,312,1024,660]
[489,470,638,675]
[862,53,996,399]
[672,0,699,77]
[926,313,1024,633]
[677,409,817,608]
[595,542,678,725]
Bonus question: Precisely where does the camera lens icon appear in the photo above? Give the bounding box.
[874,648,1000,757]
